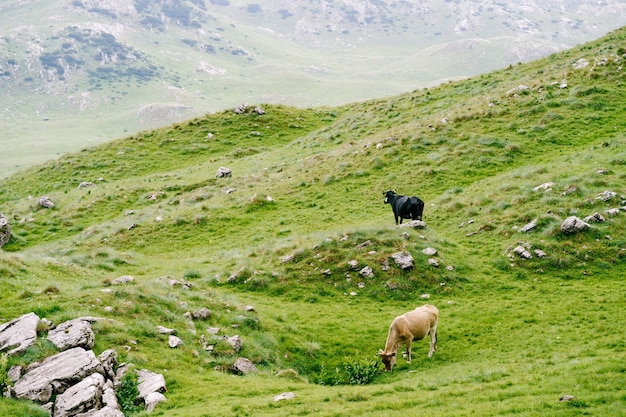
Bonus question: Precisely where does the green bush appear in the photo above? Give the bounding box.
[315,355,382,386]
[116,371,142,416]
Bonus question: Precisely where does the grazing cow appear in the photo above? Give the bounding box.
[377,304,438,371]
[383,190,424,224]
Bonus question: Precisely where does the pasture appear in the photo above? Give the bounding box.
[1,27,625,416]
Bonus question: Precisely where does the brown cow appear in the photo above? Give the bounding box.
[377,304,438,371]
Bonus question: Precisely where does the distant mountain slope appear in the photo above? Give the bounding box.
[1,0,625,177]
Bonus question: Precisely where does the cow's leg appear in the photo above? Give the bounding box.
[405,338,412,363]
[394,214,399,225]
[428,323,437,358]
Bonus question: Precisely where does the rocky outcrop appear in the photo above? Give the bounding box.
[3,314,167,416]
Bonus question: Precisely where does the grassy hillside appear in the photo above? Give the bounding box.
[1,27,625,416]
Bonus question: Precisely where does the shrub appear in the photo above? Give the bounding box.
[116,371,142,416]
[315,355,382,386]
[0,354,9,394]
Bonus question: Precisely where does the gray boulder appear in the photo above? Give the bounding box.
[54,373,105,417]
[0,312,40,355]
[48,318,96,351]
[398,220,426,229]
[37,196,55,209]
[14,347,104,403]
[136,369,166,401]
[215,167,232,178]
[231,358,258,375]
[0,213,10,247]
[144,392,167,413]
[391,251,414,270]
[560,216,590,234]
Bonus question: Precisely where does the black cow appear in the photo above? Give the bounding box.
[383,190,424,224]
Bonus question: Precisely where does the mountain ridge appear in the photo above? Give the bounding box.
[2,0,626,177]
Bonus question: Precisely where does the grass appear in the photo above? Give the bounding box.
[1,27,626,416]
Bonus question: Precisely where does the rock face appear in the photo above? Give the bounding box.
[14,347,104,403]
[0,312,40,355]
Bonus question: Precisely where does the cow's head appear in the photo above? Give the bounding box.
[383,190,396,204]
[377,349,397,371]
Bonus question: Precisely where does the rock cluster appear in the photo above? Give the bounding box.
[1,313,166,416]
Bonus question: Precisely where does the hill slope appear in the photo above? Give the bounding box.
[1,27,625,416]
[2,0,626,177]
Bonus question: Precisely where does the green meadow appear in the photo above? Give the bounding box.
[1,27,625,416]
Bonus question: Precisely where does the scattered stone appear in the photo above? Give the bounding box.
[534,249,547,258]
[559,395,577,402]
[533,182,555,192]
[243,305,255,312]
[322,269,331,275]
[0,312,40,355]
[428,258,439,267]
[78,182,95,189]
[234,103,248,114]
[398,220,426,229]
[274,392,296,402]
[231,358,258,375]
[168,335,183,348]
[206,327,220,335]
[280,254,294,263]
[606,208,620,217]
[391,251,414,270]
[446,265,454,271]
[423,247,437,256]
[0,213,11,248]
[520,221,537,233]
[111,275,134,285]
[420,294,430,299]
[513,245,532,259]
[355,240,372,249]
[595,190,616,201]
[215,166,232,178]
[348,260,359,270]
[584,212,605,223]
[254,106,265,115]
[560,216,590,234]
[8,365,22,383]
[37,196,55,209]
[225,335,242,352]
[192,308,212,320]
[561,186,578,196]
[157,326,176,335]
[359,266,374,278]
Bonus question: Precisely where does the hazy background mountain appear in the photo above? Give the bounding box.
[1,0,625,177]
